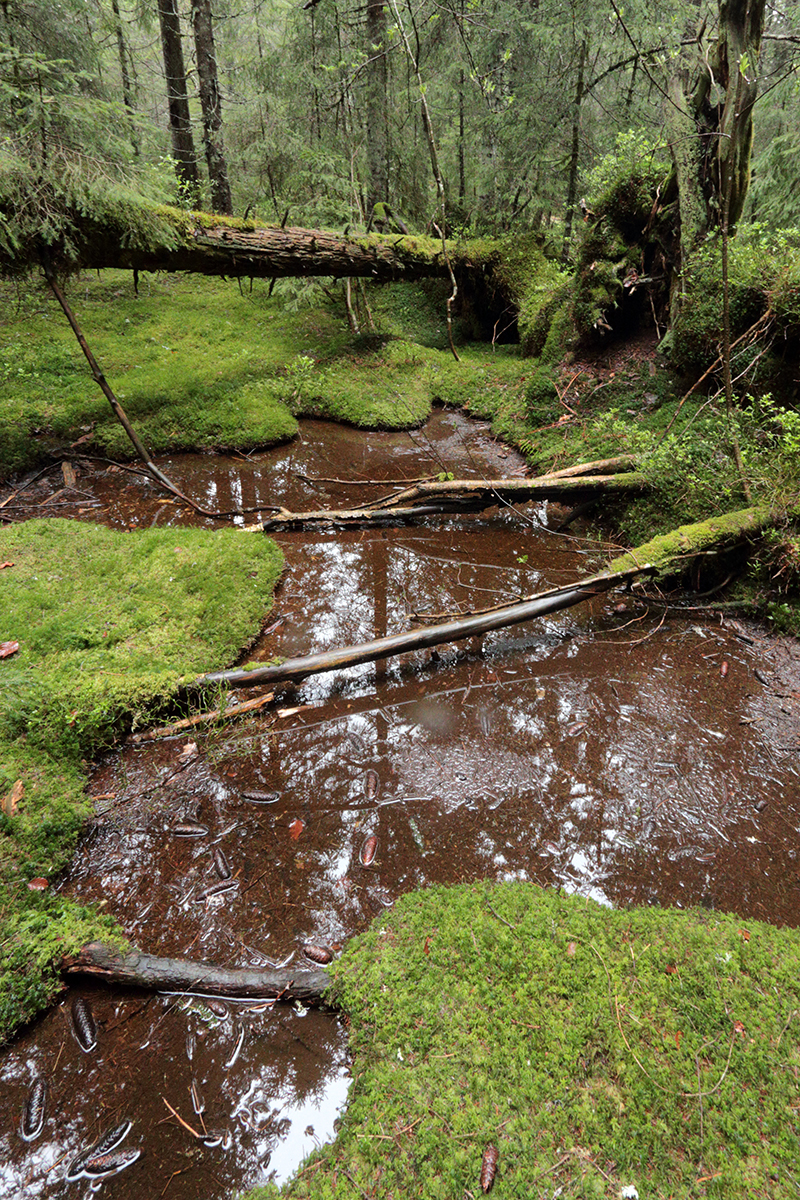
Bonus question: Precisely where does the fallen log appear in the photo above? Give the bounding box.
[62,941,331,1005]
[257,472,647,530]
[197,564,653,689]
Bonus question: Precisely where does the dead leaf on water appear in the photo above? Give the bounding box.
[2,779,23,818]
[0,641,20,658]
[178,742,198,761]
[289,818,305,840]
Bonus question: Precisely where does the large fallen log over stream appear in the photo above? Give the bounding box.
[62,941,331,1005]
[198,564,654,690]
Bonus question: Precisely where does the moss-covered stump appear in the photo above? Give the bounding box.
[254,882,800,1199]
[0,517,283,1041]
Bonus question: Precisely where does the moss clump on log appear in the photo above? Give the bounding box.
[608,504,777,580]
[248,880,800,1199]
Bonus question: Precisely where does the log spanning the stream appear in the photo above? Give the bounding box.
[62,942,331,1005]
[258,471,647,530]
[198,564,654,690]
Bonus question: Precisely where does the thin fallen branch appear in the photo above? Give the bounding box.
[197,564,654,689]
[258,472,647,530]
[128,691,274,744]
[61,941,331,1004]
[539,454,638,479]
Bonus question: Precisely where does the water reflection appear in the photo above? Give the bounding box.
[4,409,798,1200]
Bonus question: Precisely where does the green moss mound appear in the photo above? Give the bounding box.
[255,882,800,1199]
[0,517,283,1039]
[0,518,283,759]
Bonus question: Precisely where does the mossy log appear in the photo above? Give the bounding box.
[608,504,778,579]
[62,941,330,1004]
[258,472,647,530]
[78,212,469,283]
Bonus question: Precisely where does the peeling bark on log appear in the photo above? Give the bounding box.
[258,472,647,530]
[80,219,455,283]
[198,565,653,689]
[62,941,331,1005]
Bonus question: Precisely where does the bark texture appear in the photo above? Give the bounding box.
[157,0,201,205]
[62,941,331,1004]
[191,0,233,215]
[78,218,458,281]
[197,565,652,689]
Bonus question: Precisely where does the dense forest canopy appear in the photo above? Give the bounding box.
[1,0,800,268]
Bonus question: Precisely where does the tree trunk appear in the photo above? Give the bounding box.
[697,0,766,229]
[365,0,389,215]
[110,0,139,157]
[668,0,766,262]
[157,0,202,206]
[62,941,331,1004]
[74,216,464,281]
[258,471,647,530]
[191,0,233,215]
[561,37,587,266]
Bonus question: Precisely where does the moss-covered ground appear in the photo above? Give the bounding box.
[250,881,800,1200]
[0,517,282,1039]
[0,271,529,481]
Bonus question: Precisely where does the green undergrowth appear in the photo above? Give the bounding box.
[0,516,282,1040]
[0,271,529,482]
[252,881,800,1200]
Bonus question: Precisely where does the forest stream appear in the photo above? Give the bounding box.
[2,408,799,1200]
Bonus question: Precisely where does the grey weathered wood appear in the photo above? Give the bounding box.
[198,565,653,689]
[62,941,331,1005]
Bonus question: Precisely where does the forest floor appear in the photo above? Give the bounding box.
[2,269,800,1198]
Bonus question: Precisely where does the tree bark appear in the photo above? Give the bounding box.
[191,0,233,215]
[561,37,587,266]
[365,0,389,215]
[110,0,139,157]
[75,216,464,282]
[157,0,202,206]
[62,941,331,1004]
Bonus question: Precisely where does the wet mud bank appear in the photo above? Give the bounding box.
[2,409,799,1199]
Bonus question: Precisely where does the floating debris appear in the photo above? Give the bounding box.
[84,1147,142,1178]
[241,790,280,803]
[19,1076,47,1141]
[190,1080,205,1115]
[197,879,239,902]
[205,998,228,1017]
[71,996,97,1053]
[303,943,333,965]
[364,769,379,799]
[171,819,209,837]
[565,721,587,737]
[66,1120,133,1181]
[212,846,232,879]
[224,1027,246,1069]
[201,1132,223,1148]
[360,834,378,866]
